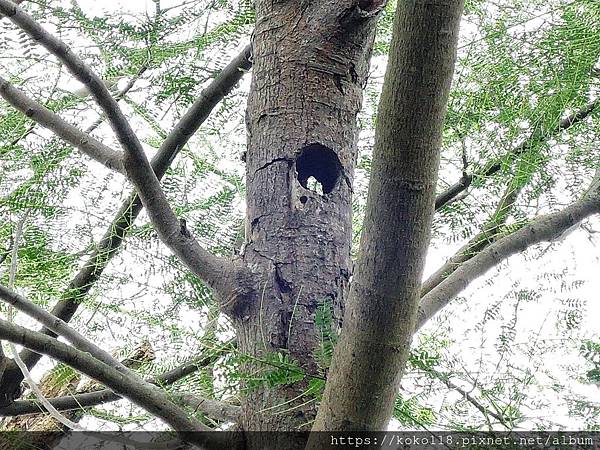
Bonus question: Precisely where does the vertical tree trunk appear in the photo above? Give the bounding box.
[235,0,383,442]
[313,0,464,432]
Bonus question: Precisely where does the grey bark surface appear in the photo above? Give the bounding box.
[234,0,381,441]
[312,0,464,432]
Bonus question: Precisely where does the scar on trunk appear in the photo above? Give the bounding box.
[295,144,342,195]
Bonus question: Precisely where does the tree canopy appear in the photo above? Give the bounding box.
[0,0,598,437]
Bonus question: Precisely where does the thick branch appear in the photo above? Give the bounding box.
[312,0,464,433]
[0,349,231,419]
[176,394,240,423]
[418,173,600,329]
[15,44,251,387]
[0,0,241,297]
[0,319,210,432]
[0,77,125,173]
[434,98,599,211]
[0,285,132,374]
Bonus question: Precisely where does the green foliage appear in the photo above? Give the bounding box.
[44,363,79,389]
[0,0,598,433]
[307,378,327,401]
[409,335,450,372]
[312,297,338,371]
[580,340,600,385]
[223,351,306,393]
[393,395,437,427]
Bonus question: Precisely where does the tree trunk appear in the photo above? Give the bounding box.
[235,0,382,442]
[313,0,464,433]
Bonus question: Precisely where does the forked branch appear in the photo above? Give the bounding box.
[0,0,240,298]
[0,319,211,433]
[13,45,251,395]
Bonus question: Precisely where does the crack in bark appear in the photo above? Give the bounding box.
[249,247,290,265]
[253,157,293,177]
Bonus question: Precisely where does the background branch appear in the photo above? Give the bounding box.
[434,99,599,211]
[0,319,211,433]
[418,171,600,329]
[440,373,509,427]
[0,343,154,448]
[0,285,143,376]
[0,0,243,299]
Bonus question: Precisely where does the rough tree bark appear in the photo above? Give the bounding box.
[234,0,383,442]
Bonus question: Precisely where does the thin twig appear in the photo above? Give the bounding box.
[435,98,599,211]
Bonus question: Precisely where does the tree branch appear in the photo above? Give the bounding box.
[0,349,225,417]
[0,285,134,375]
[176,394,240,423]
[439,372,508,427]
[418,171,600,329]
[0,342,153,436]
[157,45,251,170]
[423,173,524,297]
[4,65,145,152]
[0,0,20,16]
[0,77,125,173]
[434,98,599,211]
[0,0,246,298]
[312,0,464,433]
[422,99,600,320]
[13,44,252,393]
[0,319,210,433]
